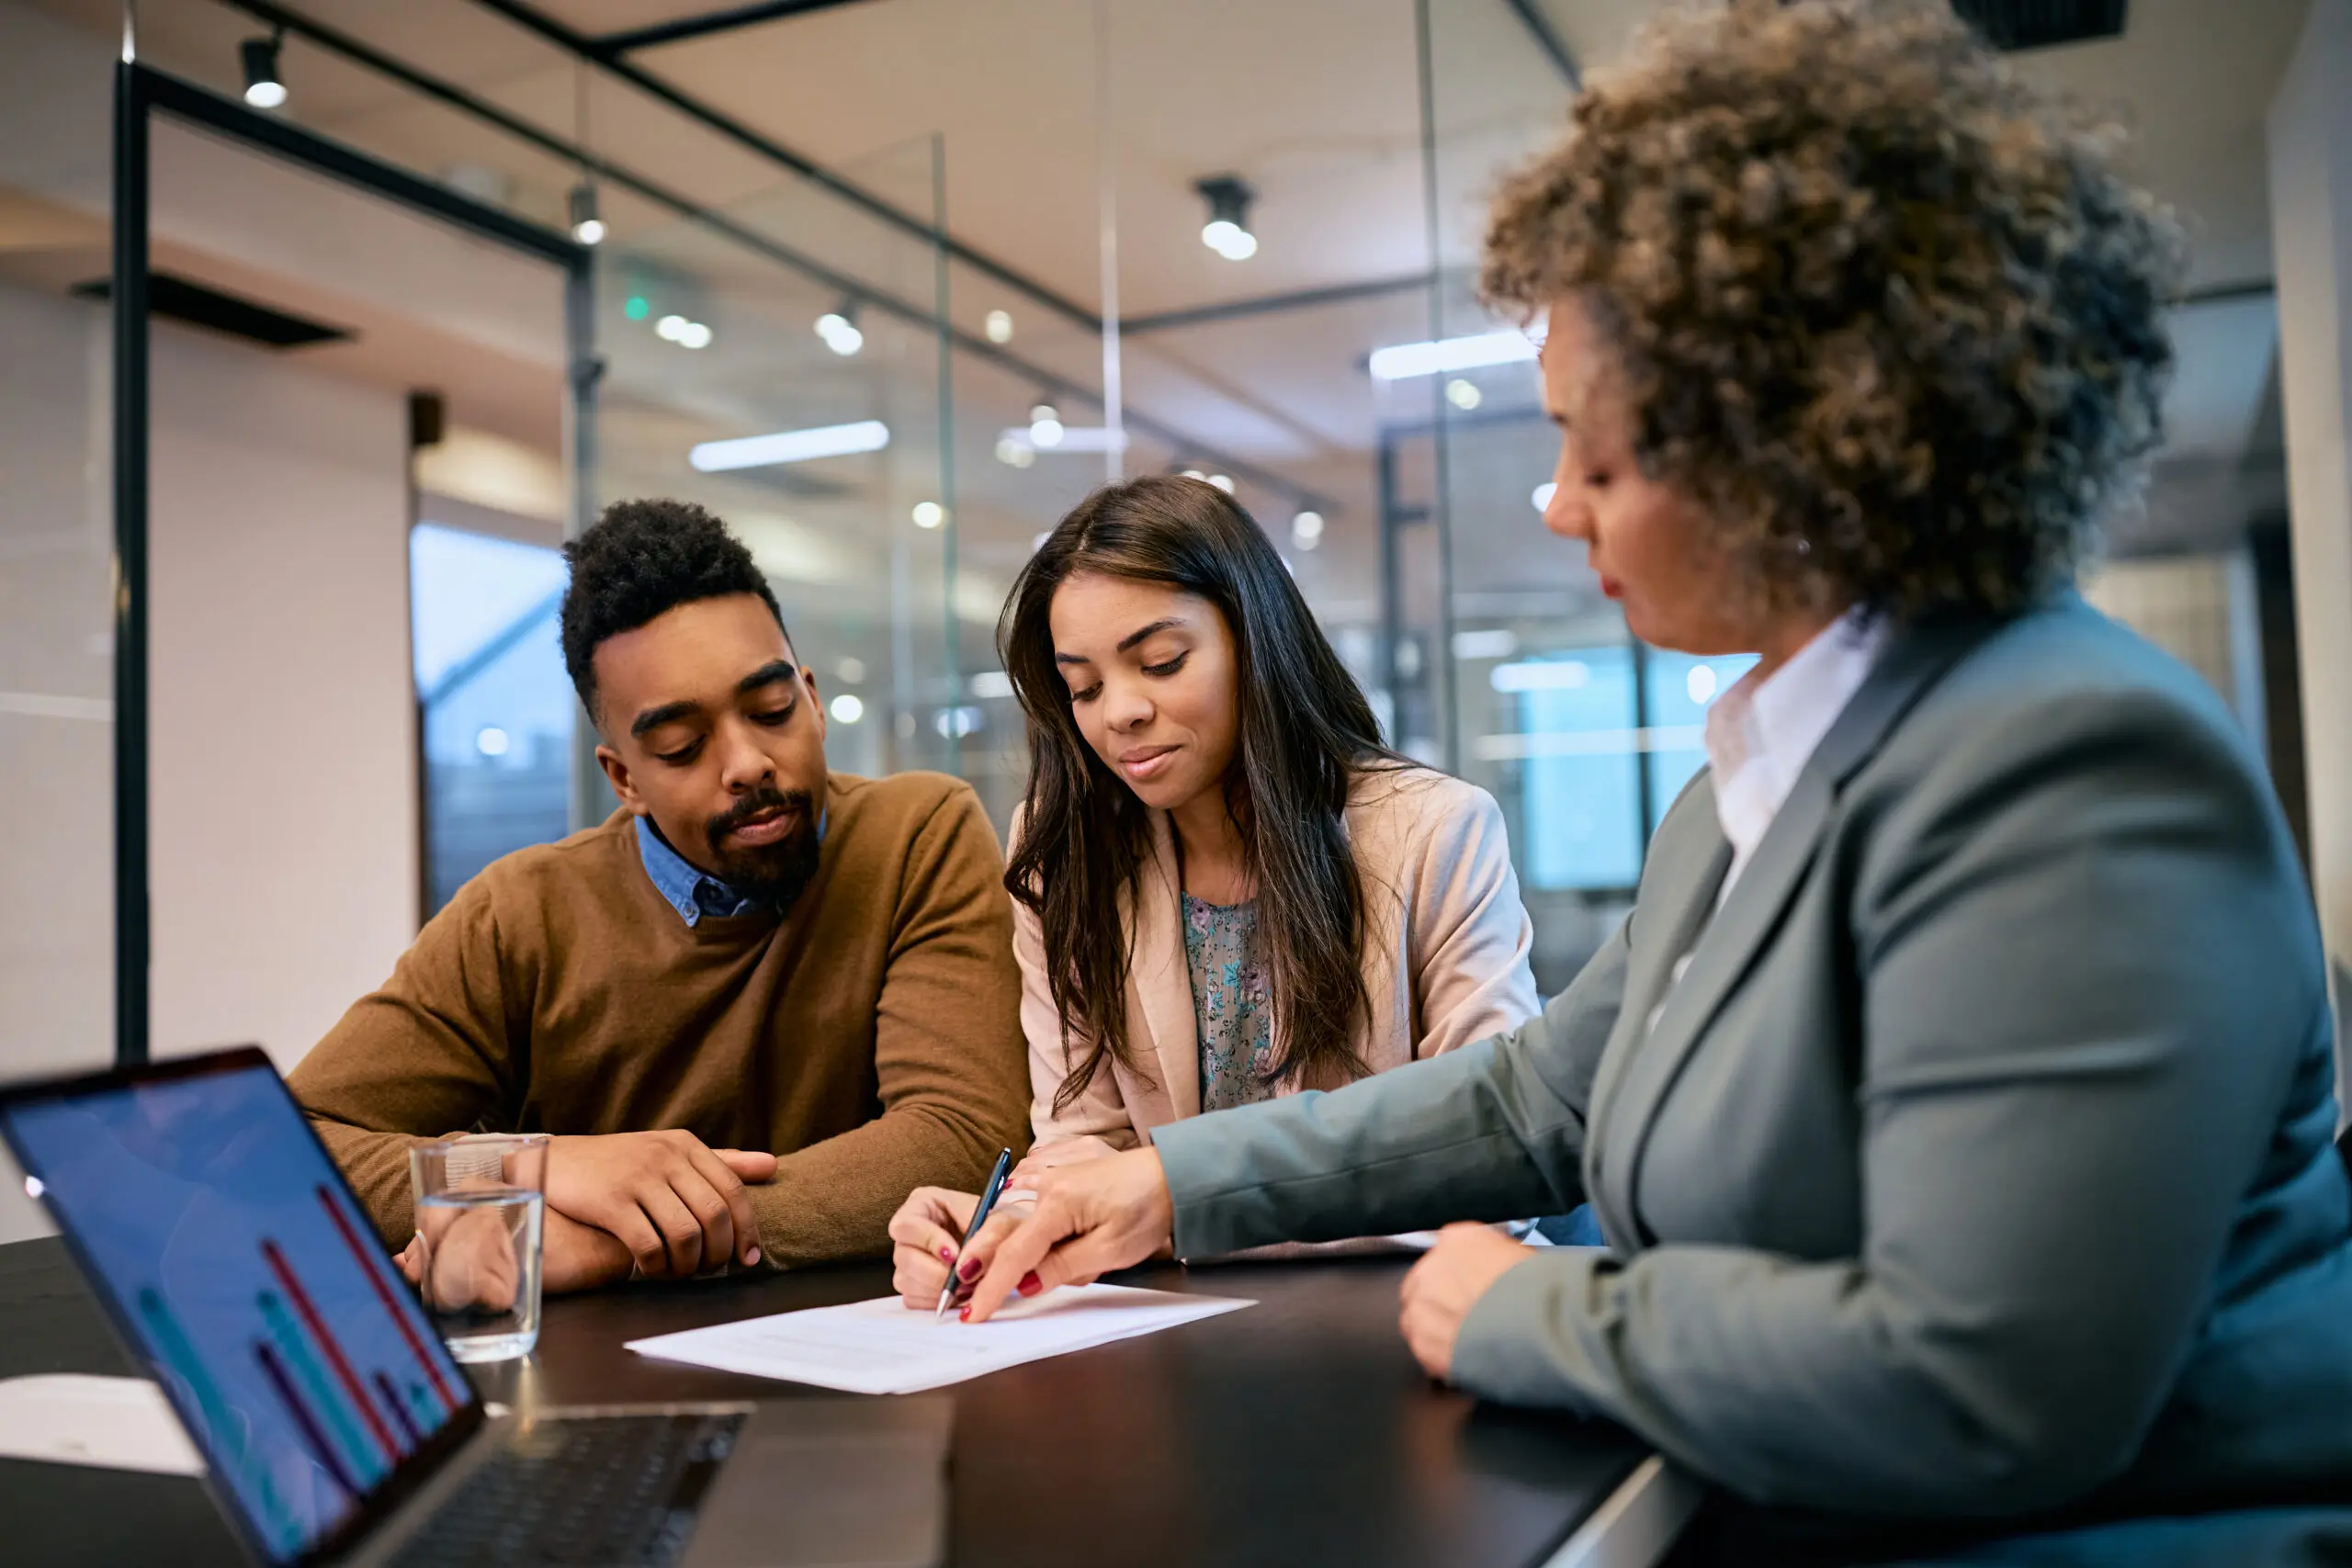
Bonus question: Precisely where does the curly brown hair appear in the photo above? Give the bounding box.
[1480,0,2185,622]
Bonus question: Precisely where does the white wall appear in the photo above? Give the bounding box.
[148,316,420,1072]
[0,281,422,1243]
[2267,0,2352,1112]
[0,281,112,1244]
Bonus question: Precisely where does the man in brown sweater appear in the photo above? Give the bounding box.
[290,498,1028,1294]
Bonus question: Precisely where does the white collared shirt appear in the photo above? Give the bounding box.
[1703,610,1889,898]
[1644,613,1890,1036]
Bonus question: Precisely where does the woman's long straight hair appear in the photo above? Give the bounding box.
[1001,475,1404,1113]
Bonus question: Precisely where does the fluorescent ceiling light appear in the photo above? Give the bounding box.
[690,420,890,472]
[1370,329,1538,381]
[1491,660,1590,694]
[1452,628,1519,661]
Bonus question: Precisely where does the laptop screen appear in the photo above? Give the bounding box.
[0,1052,479,1564]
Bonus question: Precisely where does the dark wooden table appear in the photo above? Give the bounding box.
[0,1235,1660,1567]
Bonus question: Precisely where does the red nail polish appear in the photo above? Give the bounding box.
[958,1255,982,1280]
[940,1247,956,1262]
[1018,1271,1042,1297]
[958,1304,971,1322]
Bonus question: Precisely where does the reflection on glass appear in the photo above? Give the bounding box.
[1512,649,1641,892]
[1639,650,1758,838]
[411,525,573,918]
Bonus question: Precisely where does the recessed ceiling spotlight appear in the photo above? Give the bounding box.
[1206,474,1235,494]
[816,300,865,356]
[1444,378,1482,411]
[984,310,1014,344]
[829,693,865,724]
[1028,402,1065,448]
[1180,468,1208,482]
[1291,510,1325,550]
[995,435,1036,468]
[911,501,946,529]
[241,33,288,109]
[1195,175,1259,261]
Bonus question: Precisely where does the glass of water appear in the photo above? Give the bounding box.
[408,1134,548,1362]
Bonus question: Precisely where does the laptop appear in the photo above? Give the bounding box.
[0,1046,951,1568]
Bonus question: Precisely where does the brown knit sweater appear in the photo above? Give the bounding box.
[289,772,1029,1268]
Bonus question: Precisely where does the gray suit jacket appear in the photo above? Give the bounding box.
[1152,599,2352,1523]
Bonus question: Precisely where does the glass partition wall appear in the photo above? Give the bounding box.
[595,135,960,807]
[94,0,1724,999]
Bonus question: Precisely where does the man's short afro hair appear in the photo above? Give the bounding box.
[560,497,788,720]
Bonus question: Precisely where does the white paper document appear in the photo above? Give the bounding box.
[626,1283,1253,1394]
[0,1373,207,1474]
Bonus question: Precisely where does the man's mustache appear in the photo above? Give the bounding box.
[706,786,814,849]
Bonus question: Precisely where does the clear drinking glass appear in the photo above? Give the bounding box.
[408,1134,548,1362]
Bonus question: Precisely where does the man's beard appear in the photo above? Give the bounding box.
[704,786,821,912]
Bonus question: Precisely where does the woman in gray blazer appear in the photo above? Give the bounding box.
[958,2,2352,1559]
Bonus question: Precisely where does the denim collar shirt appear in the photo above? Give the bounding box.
[635,812,824,926]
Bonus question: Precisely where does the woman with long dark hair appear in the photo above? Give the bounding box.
[888,474,1540,1298]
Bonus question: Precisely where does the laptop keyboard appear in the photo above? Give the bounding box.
[385,1411,747,1567]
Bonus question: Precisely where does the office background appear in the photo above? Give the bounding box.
[2,0,2347,1247]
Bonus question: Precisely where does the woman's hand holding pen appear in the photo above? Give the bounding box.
[888,1186,1033,1312]
[959,1147,1175,1324]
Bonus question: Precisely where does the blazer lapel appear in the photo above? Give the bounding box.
[1126,811,1202,1121]
[1593,616,2001,1243]
[1583,782,1731,1251]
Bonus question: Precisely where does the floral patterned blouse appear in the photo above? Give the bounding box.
[1182,892,1279,1113]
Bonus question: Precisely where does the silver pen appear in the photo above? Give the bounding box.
[935,1147,1015,1321]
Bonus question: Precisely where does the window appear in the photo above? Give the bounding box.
[410,524,574,918]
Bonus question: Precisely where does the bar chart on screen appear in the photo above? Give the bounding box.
[0,1061,475,1560]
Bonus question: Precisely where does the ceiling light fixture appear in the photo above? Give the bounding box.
[1532,481,1557,513]
[1291,510,1325,551]
[567,183,605,247]
[655,313,713,350]
[1444,378,1482,410]
[815,300,865,356]
[241,32,288,109]
[998,424,1126,457]
[984,310,1014,344]
[1206,474,1235,494]
[911,501,946,529]
[688,419,890,472]
[1028,402,1065,448]
[1195,175,1259,261]
[829,693,865,724]
[1370,329,1539,381]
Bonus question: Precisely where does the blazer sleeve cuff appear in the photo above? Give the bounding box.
[1152,1112,1258,1258]
[1451,1247,1608,1414]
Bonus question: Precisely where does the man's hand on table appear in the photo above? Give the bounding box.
[543,1131,775,1280]
[1397,1223,1537,1381]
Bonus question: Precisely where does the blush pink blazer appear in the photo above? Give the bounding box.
[1012,765,1541,1152]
